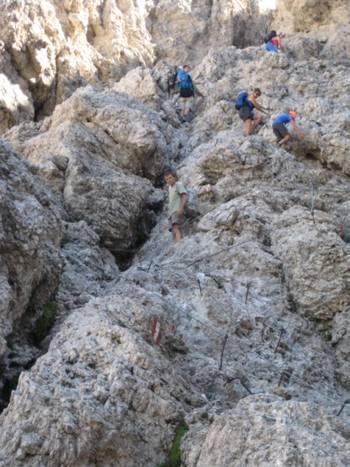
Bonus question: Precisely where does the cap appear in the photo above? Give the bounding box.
[289,111,297,120]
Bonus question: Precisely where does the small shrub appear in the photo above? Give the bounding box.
[159,424,189,467]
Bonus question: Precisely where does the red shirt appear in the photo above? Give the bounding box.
[271,37,280,48]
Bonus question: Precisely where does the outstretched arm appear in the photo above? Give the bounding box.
[251,97,269,114]
[292,121,304,138]
[256,104,269,114]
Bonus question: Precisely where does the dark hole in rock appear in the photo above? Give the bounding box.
[112,249,137,271]
[0,374,20,413]
[0,354,37,414]
[110,210,157,271]
[0,301,57,413]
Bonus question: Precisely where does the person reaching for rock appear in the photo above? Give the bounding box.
[164,169,188,242]
[272,111,304,147]
[264,30,279,53]
[271,32,285,52]
[235,88,269,136]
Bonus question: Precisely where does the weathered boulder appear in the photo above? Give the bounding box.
[275,0,350,33]
[0,298,191,467]
[0,0,155,125]
[113,67,162,109]
[5,86,178,183]
[271,206,350,321]
[182,395,350,466]
[63,154,155,251]
[0,43,34,133]
[56,221,120,312]
[0,140,63,401]
[4,87,177,252]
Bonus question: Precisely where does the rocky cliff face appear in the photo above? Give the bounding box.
[0,0,349,466]
[0,0,268,131]
[274,0,350,59]
[275,0,350,32]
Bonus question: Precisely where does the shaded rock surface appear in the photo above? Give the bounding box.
[0,141,63,409]
[55,221,120,311]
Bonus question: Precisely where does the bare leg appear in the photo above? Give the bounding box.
[244,119,253,136]
[278,134,291,146]
[255,114,263,125]
[251,115,263,133]
[172,224,183,242]
[183,100,192,118]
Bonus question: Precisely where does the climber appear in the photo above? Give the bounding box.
[164,168,188,242]
[264,31,279,53]
[271,32,285,52]
[236,88,269,136]
[176,65,197,120]
[272,111,304,147]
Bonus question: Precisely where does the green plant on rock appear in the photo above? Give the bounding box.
[159,424,189,467]
[32,302,57,345]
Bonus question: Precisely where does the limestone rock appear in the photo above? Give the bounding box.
[275,0,350,32]
[0,0,155,125]
[0,141,63,402]
[64,156,155,251]
[1,2,350,466]
[0,300,191,467]
[271,206,350,320]
[55,221,120,312]
[113,67,162,109]
[0,43,34,133]
[6,86,178,183]
[4,87,177,252]
[0,0,269,132]
[183,395,350,466]
[188,45,350,175]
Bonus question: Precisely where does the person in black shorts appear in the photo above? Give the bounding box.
[239,88,269,136]
[272,111,303,147]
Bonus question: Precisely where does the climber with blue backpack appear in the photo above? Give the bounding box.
[176,65,203,121]
[235,88,269,136]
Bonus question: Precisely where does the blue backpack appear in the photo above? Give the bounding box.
[178,70,193,90]
[235,91,248,110]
